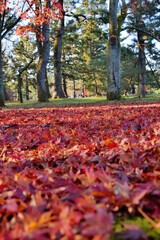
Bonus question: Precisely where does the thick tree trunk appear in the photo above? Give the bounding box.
[107,43,121,99]
[37,26,49,102]
[0,38,5,106]
[37,56,48,102]
[45,69,52,98]
[53,0,65,98]
[138,31,146,98]
[37,0,50,102]
[107,0,121,100]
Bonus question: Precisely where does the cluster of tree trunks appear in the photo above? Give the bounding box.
[0,0,159,106]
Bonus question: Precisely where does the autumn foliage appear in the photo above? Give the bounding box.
[0,102,160,239]
[1,0,63,38]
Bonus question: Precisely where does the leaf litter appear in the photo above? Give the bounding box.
[0,102,160,239]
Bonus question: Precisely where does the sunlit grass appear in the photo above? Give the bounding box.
[126,93,160,100]
[5,96,106,109]
[3,94,160,109]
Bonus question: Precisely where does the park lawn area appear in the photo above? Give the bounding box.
[0,97,160,239]
[4,93,160,109]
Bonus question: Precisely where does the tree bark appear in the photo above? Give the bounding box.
[73,79,76,98]
[53,0,65,98]
[45,69,52,98]
[62,74,68,98]
[0,37,5,106]
[37,30,49,102]
[37,0,50,102]
[138,31,146,98]
[93,72,99,96]
[18,74,23,103]
[26,75,29,100]
[107,0,121,100]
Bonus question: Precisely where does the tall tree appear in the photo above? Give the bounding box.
[137,23,146,97]
[0,1,31,106]
[125,0,160,97]
[36,0,50,102]
[25,0,62,102]
[0,0,62,106]
[107,0,126,100]
[12,38,37,102]
[121,47,140,95]
[56,0,107,97]
[79,0,108,96]
[53,0,65,98]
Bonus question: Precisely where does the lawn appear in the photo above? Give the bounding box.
[4,93,160,109]
[0,97,160,239]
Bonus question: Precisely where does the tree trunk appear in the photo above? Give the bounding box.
[37,35,49,102]
[37,0,50,102]
[138,74,141,98]
[53,0,65,98]
[82,80,85,98]
[18,74,23,103]
[93,72,99,96]
[73,79,76,98]
[62,74,68,98]
[4,87,9,101]
[45,69,52,98]
[138,31,146,98]
[26,75,29,100]
[107,0,121,100]
[0,38,5,106]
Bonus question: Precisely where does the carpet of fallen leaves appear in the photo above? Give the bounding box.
[0,102,160,240]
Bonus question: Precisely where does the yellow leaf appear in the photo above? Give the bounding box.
[71,129,76,135]
[29,221,37,230]
[50,128,56,134]
[38,211,55,225]
[104,139,111,146]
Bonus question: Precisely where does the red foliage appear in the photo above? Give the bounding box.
[0,0,62,38]
[0,102,160,239]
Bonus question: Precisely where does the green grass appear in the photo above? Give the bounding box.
[126,93,160,101]
[4,96,106,109]
[3,94,160,109]
[113,215,160,240]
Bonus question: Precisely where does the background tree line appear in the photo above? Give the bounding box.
[0,0,159,106]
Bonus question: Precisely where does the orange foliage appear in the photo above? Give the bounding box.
[0,0,63,37]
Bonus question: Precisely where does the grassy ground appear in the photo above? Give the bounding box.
[4,94,160,109]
